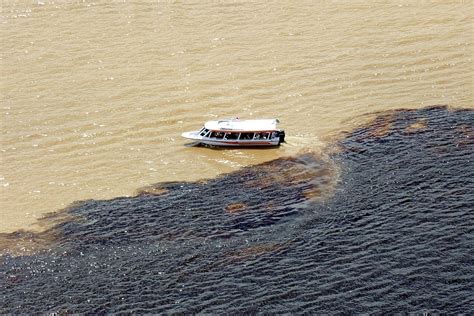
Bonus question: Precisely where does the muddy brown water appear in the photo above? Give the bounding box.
[1,1,473,233]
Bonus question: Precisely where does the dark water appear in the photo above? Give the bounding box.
[1,106,473,313]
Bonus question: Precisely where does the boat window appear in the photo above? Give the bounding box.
[240,132,254,140]
[200,128,209,136]
[210,131,225,139]
[224,132,239,140]
[254,132,270,140]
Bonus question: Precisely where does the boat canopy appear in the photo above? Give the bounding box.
[204,119,280,132]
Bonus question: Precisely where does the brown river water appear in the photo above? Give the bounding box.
[0,1,473,233]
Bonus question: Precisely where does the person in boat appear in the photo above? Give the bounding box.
[242,133,253,140]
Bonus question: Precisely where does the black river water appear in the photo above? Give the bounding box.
[1,106,473,313]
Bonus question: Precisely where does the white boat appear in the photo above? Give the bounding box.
[181,118,285,147]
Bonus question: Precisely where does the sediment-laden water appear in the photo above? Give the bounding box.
[1,1,472,233]
[1,106,472,313]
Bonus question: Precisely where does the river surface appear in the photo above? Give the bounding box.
[0,2,473,313]
[1,1,473,232]
[1,106,473,313]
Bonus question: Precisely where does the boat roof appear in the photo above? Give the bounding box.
[204,119,280,132]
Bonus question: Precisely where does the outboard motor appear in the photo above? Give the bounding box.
[278,130,285,145]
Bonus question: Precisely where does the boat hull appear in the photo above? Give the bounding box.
[199,139,279,147]
[181,131,281,147]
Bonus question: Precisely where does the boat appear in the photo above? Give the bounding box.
[181,118,285,147]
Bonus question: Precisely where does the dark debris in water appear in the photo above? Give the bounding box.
[1,106,473,313]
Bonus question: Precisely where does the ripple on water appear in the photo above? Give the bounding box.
[1,106,473,313]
